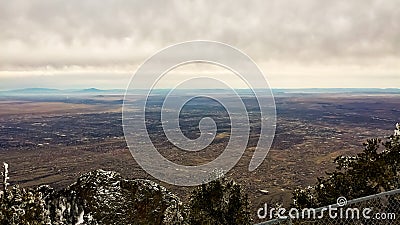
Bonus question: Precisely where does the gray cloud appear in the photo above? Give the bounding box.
[0,0,399,88]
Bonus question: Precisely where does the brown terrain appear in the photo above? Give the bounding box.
[0,92,399,222]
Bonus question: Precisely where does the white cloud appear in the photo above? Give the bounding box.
[0,0,399,88]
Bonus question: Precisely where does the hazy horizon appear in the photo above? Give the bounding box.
[1,86,400,92]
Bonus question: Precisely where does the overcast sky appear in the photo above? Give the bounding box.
[0,0,399,89]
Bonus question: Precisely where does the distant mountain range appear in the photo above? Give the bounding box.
[0,88,125,95]
[0,87,399,96]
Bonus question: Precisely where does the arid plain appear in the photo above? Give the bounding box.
[1,91,399,221]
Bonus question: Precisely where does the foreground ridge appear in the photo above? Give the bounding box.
[1,169,185,225]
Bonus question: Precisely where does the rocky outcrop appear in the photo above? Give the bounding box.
[39,170,186,225]
[2,166,251,224]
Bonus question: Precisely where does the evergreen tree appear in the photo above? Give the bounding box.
[293,123,400,208]
[188,174,251,225]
